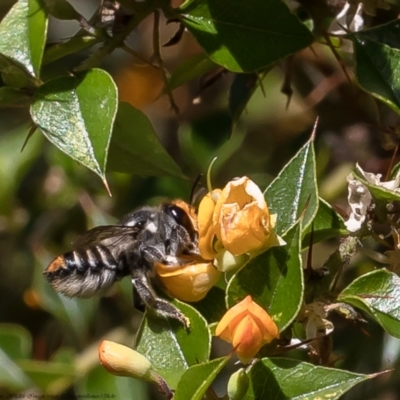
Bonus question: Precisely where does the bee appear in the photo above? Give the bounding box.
[43,200,201,329]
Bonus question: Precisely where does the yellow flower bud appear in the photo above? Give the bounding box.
[215,295,279,363]
[156,261,221,302]
[98,340,157,381]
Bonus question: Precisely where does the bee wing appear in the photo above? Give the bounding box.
[73,225,140,248]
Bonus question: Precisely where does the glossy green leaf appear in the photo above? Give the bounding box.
[178,0,314,73]
[30,69,118,188]
[135,300,210,389]
[338,269,400,338]
[174,356,230,400]
[302,197,346,247]
[265,135,318,235]
[0,0,47,78]
[168,53,218,91]
[242,358,375,399]
[353,164,400,202]
[227,222,303,331]
[108,102,184,178]
[351,21,400,114]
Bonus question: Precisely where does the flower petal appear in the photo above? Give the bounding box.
[156,261,221,302]
[198,190,221,260]
[232,315,264,363]
[215,295,253,339]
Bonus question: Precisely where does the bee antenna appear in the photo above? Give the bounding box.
[190,174,203,206]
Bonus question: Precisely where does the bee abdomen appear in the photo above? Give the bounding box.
[43,245,124,298]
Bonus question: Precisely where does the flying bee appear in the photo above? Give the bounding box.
[43,200,201,329]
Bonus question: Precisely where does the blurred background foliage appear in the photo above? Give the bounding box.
[1,0,400,398]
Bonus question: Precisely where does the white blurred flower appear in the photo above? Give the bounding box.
[330,2,364,35]
[345,165,400,233]
[356,164,400,191]
[345,172,372,233]
[304,302,334,339]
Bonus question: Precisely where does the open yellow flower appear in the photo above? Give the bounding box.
[215,295,279,363]
[198,177,284,258]
[156,261,221,302]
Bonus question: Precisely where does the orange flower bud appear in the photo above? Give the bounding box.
[215,295,279,363]
[156,261,221,302]
[99,340,157,381]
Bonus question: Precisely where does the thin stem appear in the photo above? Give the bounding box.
[121,43,157,67]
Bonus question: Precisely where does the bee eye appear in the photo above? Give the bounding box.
[135,220,146,229]
[165,205,197,241]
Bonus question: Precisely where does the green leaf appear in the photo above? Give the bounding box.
[350,21,400,114]
[0,348,32,390]
[30,69,118,188]
[135,300,211,389]
[352,164,400,202]
[108,102,184,178]
[17,360,75,392]
[0,324,31,359]
[265,135,318,236]
[43,36,101,65]
[191,286,227,324]
[302,197,346,247]
[0,86,31,106]
[242,358,376,399]
[227,222,303,331]
[0,0,47,78]
[168,53,218,91]
[174,356,230,400]
[178,0,314,73]
[338,269,400,338]
[0,123,43,214]
[1,63,32,88]
[78,365,149,400]
[228,72,259,122]
[0,324,33,390]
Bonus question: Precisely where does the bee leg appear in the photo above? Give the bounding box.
[131,273,190,330]
[168,225,200,257]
